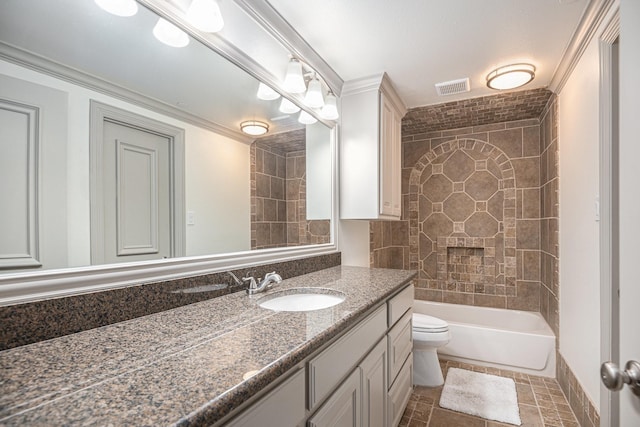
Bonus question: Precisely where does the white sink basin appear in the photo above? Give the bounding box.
[256,288,346,312]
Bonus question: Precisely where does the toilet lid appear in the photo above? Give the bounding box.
[413,313,448,332]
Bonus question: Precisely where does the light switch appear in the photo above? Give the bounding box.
[187,211,195,225]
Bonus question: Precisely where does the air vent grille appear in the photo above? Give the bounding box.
[435,78,471,96]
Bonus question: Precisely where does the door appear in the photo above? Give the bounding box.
[102,120,172,264]
[617,0,640,423]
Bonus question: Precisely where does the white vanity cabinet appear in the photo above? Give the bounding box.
[340,73,407,220]
[222,284,414,427]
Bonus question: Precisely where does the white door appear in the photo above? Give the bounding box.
[102,120,172,264]
[617,0,640,423]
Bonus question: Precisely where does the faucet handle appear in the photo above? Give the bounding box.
[242,276,257,290]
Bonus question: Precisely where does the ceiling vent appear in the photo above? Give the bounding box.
[435,78,471,96]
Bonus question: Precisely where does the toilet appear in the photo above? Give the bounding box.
[412,313,450,387]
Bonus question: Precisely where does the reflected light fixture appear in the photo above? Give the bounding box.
[240,120,269,136]
[186,0,224,32]
[283,58,307,94]
[298,111,317,125]
[257,82,281,100]
[279,98,301,114]
[304,75,324,108]
[486,63,535,90]
[320,92,339,120]
[153,18,190,48]
[94,0,138,17]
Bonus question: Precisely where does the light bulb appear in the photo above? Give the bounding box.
[257,82,281,100]
[320,93,339,120]
[304,76,324,108]
[279,98,301,114]
[283,59,306,94]
[94,0,138,17]
[153,18,189,48]
[186,0,224,33]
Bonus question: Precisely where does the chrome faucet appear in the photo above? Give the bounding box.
[243,271,282,295]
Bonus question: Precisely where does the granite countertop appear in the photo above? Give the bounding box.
[0,266,415,426]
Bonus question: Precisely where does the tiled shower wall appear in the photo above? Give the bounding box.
[251,131,330,249]
[372,88,554,311]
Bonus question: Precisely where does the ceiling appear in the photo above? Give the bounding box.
[267,0,589,109]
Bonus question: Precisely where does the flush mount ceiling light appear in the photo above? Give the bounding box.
[240,120,269,136]
[486,63,536,90]
[283,58,306,94]
[257,82,281,100]
[186,0,224,32]
[279,98,301,114]
[320,92,339,120]
[304,75,324,108]
[94,0,138,16]
[298,111,317,125]
[153,18,190,48]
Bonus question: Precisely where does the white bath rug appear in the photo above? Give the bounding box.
[439,367,522,425]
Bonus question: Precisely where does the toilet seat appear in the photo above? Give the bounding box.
[413,313,448,333]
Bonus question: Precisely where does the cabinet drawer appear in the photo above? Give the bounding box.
[387,284,413,327]
[387,309,412,386]
[387,354,413,427]
[226,368,305,427]
[308,304,387,411]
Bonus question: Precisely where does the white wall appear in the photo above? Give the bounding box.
[0,59,251,268]
[557,5,618,406]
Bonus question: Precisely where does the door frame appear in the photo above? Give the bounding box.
[90,100,185,265]
[598,9,620,427]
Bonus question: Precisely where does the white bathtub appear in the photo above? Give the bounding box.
[414,301,556,377]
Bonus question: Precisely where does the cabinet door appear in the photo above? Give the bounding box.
[379,93,401,218]
[308,368,361,427]
[360,338,387,427]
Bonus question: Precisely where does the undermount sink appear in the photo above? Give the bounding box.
[256,288,346,312]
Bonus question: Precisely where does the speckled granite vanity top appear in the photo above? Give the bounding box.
[0,266,415,426]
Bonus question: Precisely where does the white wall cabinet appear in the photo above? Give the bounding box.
[340,73,407,220]
[222,284,414,427]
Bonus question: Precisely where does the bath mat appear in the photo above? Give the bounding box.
[439,367,521,425]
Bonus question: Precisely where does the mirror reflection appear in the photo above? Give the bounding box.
[0,0,332,273]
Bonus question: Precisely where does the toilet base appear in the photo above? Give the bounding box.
[413,349,444,387]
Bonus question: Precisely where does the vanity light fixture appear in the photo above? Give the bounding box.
[240,120,269,136]
[304,75,324,108]
[186,0,224,32]
[298,111,317,125]
[486,63,536,90]
[153,18,190,48]
[94,0,138,17]
[320,92,339,120]
[279,98,301,114]
[283,58,307,94]
[257,82,281,100]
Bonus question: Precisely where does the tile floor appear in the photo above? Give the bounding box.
[400,360,580,427]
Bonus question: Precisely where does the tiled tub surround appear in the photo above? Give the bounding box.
[372,88,554,311]
[250,131,330,250]
[0,266,415,425]
[0,253,340,351]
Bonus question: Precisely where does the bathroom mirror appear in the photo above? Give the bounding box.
[0,0,334,275]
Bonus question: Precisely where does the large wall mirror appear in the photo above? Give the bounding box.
[0,0,336,294]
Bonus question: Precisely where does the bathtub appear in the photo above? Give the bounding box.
[414,301,556,377]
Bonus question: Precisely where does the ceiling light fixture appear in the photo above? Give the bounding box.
[94,0,138,17]
[186,0,224,32]
[320,92,339,120]
[298,111,317,125]
[283,58,306,94]
[153,18,190,48]
[304,75,324,108]
[240,120,269,136]
[279,98,301,114]
[257,82,281,100]
[486,63,536,90]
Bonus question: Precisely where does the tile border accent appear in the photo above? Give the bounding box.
[557,352,600,427]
